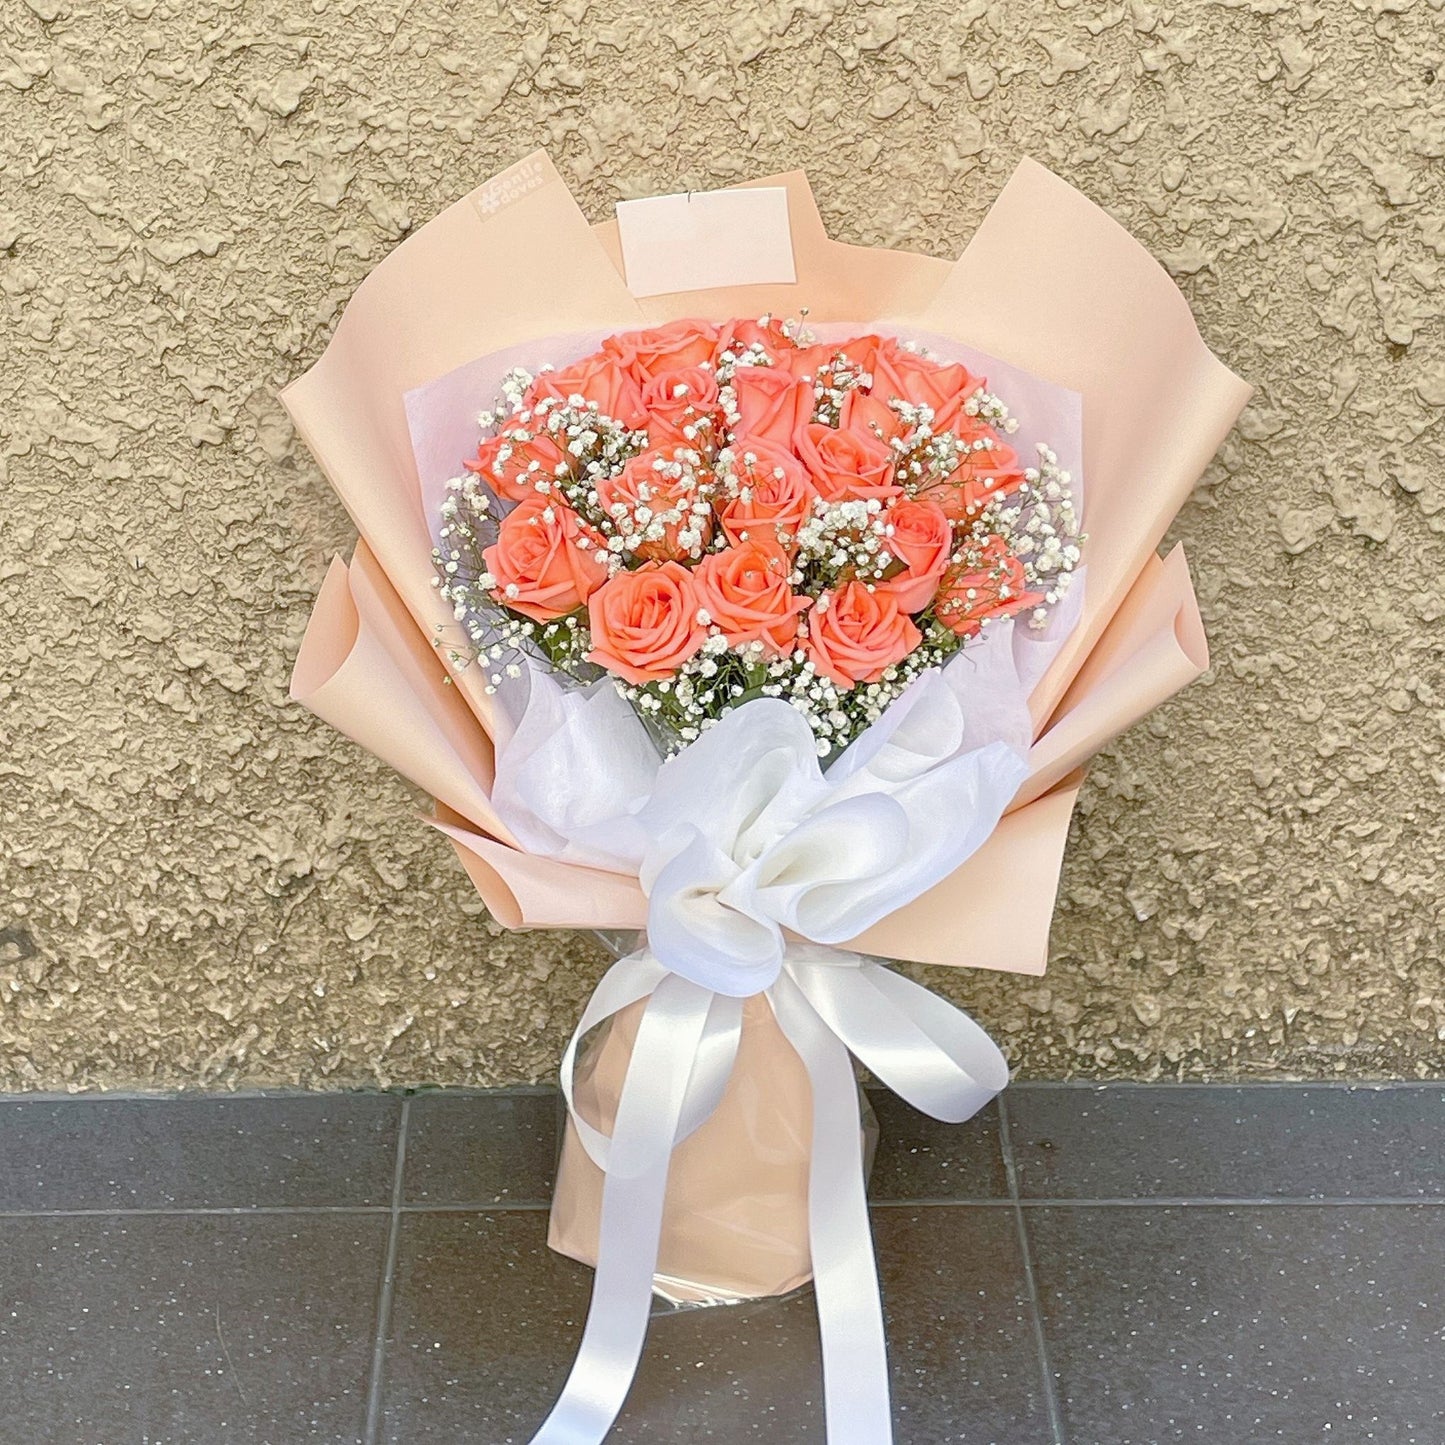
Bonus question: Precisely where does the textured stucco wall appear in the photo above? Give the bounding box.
[3,0,1443,1091]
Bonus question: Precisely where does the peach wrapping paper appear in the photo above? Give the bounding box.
[284,153,1249,1302]
[548,991,817,1304]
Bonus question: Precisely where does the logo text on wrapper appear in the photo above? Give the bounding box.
[476,156,549,217]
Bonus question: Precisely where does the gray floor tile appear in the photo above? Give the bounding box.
[402,1092,557,1206]
[382,1208,1047,1443]
[872,1207,1050,1444]
[1008,1084,1445,1200]
[868,1091,1009,1202]
[395,1086,1003,1212]
[0,1212,386,1444]
[0,1095,401,1211]
[1030,1204,1445,1444]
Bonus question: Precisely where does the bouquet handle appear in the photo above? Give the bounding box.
[552,931,882,1305]
[535,943,1009,1444]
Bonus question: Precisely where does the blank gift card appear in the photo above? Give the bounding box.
[616,187,797,298]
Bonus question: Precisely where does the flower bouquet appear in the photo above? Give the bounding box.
[285,152,1249,1443]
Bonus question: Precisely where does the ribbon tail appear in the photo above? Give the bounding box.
[770,973,895,1445]
[558,950,670,1171]
[788,947,1009,1124]
[530,973,727,1445]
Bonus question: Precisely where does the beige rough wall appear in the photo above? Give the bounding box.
[2,0,1443,1091]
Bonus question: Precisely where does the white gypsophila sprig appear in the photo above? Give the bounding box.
[793,496,893,588]
[603,446,716,563]
[971,443,1083,625]
[809,353,873,427]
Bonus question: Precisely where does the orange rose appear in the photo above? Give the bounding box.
[716,440,817,549]
[729,365,815,448]
[950,436,1026,512]
[875,498,953,612]
[640,365,721,450]
[935,537,1042,637]
[919,433,1026,521]
[483,494,608,623]
[712,315,794,366]
[602,319,718,384]
[464,428,568,503]
[868,341,983,434]
[831,332,888,373]
[525,352,647,428]
[805,580,922,690]
[838,388,909,444]
[773,342,847,381]
[596,448,711,563]
[586,561,706,685]
[693,541,809,655]
[795,421,899,503]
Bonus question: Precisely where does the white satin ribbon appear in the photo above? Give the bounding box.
[529,942,1009,1445]
[529,971,742,1443]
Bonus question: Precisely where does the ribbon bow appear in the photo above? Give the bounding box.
[487,662,1037,1442]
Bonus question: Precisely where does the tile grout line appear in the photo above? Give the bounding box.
[0,1204,397,1218]
[0,1197,1439,1220]
[1,1078,1439,1105]
[997,1090,1068,1445]
[1000,1079,1445,1091]
[1,1195,1442,1220]
[363,1096,410,1445]
[0,1085,567,1103]
[877,1196,1445,1210]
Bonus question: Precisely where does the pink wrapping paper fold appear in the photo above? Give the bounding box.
[283,152,649,740]
[911,159,1247,725]
[292,541,512,844]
